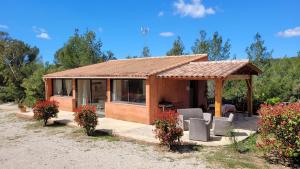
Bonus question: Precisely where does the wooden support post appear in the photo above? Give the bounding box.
[106,79,111,102]
[246,76,253,117]
[72,79,76,99]
[214,79,223,117]
[45,78,52,100]
[72,79,76,111]
[44,78,48,100]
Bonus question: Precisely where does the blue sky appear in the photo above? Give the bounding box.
[0,0,299,62]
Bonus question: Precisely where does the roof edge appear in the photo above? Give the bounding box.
[147,54,208,76]
[43,54,208,78]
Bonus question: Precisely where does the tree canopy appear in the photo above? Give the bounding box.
[166,36,185,56]
[54,29,104,69]
[192,30,231,60]
[0,31,40,102]
[245,33,273,67]
[141,46,151,57]
[102,50,116,62]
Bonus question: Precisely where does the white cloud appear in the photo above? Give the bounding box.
[32,26,51,40]
[98,27,103,32]
[159,32,174,37]
[277,26,300,38]
[36,32,51,39]
[158,11,164,17]
[0,24,8,29]
[174,0,215,18]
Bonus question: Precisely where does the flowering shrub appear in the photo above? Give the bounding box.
[33,100,59,126]
[153,110,183,149]
[257,102,300,166]
[74,105,98,136]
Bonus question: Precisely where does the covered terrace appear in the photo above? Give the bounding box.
[157,60,262,117]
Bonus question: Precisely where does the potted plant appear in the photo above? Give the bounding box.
[18,99,27,112]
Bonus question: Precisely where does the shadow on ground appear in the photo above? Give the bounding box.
[49,121,69,127]
[166,144,204,153]
[92,129,113,136]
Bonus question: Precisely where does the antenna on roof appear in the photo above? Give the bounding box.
[140,26,150,47]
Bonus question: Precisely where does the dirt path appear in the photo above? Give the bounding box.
[0,103,208,169]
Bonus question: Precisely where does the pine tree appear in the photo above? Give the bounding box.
[192,30,231,60]
[166,36,185,56]
[245,33,273,67]
[141,46,151,57]
[54,29,104,69]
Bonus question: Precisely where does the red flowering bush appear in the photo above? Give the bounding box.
[74,105,98,136]
[33,100,59,126]
[153,110,183,149]
[257,102,300,166]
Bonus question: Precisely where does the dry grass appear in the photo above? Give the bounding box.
[201,134,288,169]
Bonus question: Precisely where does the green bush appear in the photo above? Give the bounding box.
[265,97,281,105]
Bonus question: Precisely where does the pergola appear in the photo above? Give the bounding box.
[157,60,262,117]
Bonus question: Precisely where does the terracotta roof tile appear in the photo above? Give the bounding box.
[157,60,261,79]
[44,54,207,78]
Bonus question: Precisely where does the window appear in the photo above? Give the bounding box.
[76,79,107,107]
[53,79,72,96]
[111,79,146,104]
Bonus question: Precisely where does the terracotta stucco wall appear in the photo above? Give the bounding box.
[105,102,148,124]
[148,78,208,123]
[50,96,75,112]
[148,77,190,123]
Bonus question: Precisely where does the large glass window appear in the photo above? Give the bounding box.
[111,79,146,104]
[53,79,73,96]
[77,80,91,105]
[76,79,107,112]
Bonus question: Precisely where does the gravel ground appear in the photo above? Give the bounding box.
[0,103,208,169]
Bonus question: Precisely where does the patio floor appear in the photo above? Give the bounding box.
[16,110,258,146]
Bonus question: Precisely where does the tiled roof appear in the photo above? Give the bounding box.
[44,54,207,78]
[157,60,261,79]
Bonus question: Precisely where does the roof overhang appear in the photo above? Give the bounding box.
[43,76,148,79]
[157,60,262,80]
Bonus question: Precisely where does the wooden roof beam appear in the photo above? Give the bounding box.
[225,75,251,80]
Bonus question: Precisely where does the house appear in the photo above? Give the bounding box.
[43,54,261,124]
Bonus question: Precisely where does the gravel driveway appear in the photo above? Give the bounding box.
[0,103,208,169]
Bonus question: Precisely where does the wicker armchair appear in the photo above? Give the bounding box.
[213,113,235,136]
[177,108,212,131]
[189,118,210,141]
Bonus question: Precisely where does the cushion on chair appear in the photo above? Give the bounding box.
[177,108,203,120]
[203,113,213,129]
[228,113,234,122]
